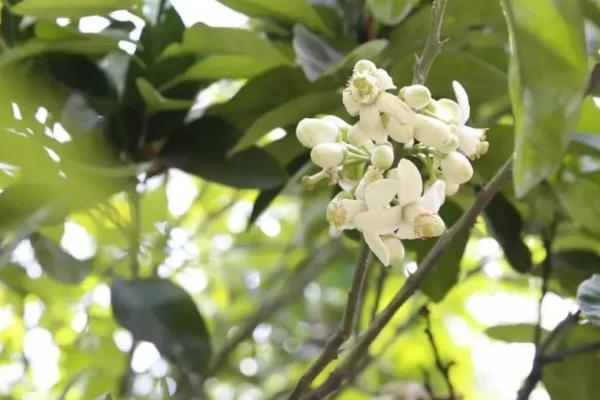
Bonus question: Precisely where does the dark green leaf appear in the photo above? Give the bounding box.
[367,0,419,25]
[555,178,600,237]
[44,54,115,98]
[485,323,541,343]
[551,250,600,295]
[577,274,600,326]
[248,187,283,227]
[30,233,91,284]
[502,0,588,197]
[111,278,212,372]
[484,193,532,273]
[160,117,288,189]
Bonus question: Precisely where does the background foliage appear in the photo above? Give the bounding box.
[1,0,600,399]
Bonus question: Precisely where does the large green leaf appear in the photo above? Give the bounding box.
[215,0,332,36]
[160,117,288,190]
[230,89,340,154]
[551,250,600,296]
[502,0,588,197]
[30,233,91,284]
[556,178,600,237]
[174,54,285,82]
[367,0,419,25]
[111,278,212,372]
[292,24,341,81]
[11,0,140,19]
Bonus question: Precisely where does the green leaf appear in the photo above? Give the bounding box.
[160,117,288,190]
[417,202,468,302]
[175,54,285,82]
[555,178,600,237]
[484,193,532,273]
[577,275,600,326]
[230,89,340,154]
[248,187,283,227]
[0,37,121,69]
[320,39,388,82]
[135,78,193,114]
[551,250,600,295]
[30,233,91,284]
[292,24,341,81]
[215,0,332,36]
[367,0,419,25]
[44,53,115,98]
[502,0,588,197]
[111,278,212,372]
[11,0,139,19]
[485,323,542,343]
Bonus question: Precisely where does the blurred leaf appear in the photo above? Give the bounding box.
[111,278,212,372]
[320,39,387,82]
[551,250,600,295]
[11,0,139,19]
[502,0,588,197]
[417,202,468,302]
[484,193,532,273]
[160,117,288,189]
[485,323,541,343]
[248,187,283,227]
[215,0,332,36]
[577,274,600,326]
[230,89,340,154]
[293,24,341,81]
[577,97,600,135]
[30,233,91,284]
[367,0,419,25]
[555,178,600,237]
[0,37,121,68]
[136,78,193,114]
[44,53,115,98]
[174,54,286,82]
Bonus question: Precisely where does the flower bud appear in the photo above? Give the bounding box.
[441,151,473,184]
[347,123,370,146]
[383,237,405,266]
[311,142,346,168]
[371,143,394,170]
[386,117,414,144]
[413,213,446,238]
[353,59,377,75]
[296,118,339,148]
[400,84,431,110]
[321,115,351,131]
[413,114,458,153]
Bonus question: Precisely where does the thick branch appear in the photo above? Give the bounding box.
[413,0,449,85]
[288,241,372,400]
[303,157,513,399]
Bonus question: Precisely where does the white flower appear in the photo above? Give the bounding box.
[311,142,346,168]
[296,117,339,148]
[386,116,414,144]
[448,81,489,159]
[400,84,432,110]
[326,192,366,231]
[413,114,458,153]
[440,151,473,185]
[354,159,446,240]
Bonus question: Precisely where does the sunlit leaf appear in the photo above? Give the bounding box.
[11,0,140,19]
[577,275,600,326]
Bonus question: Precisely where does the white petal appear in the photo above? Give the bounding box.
[347,123,370,146]
[353,206,403,234]
[321,115,351,131]
[441,151,473,184]
[365,179,398,210]
[387,117,414,144]
[296,118,339,148]
[396,221,418,240]
[359,105,387,143]
[454,125,486,158]
[399,84,431,110]
[452,80,470,124]
[413,114,458,153]
[364,232,390,267]
[396,159,422,206]
[311,143,345,168]
[354,166,383,200]
[445,182,460,196]
[420,180,446,213]
[375,92,415,125]
[353,59,377,75]
[434,99,461,124]
[343,88,360,116]
[383,237,405,267]
[375,68,396,90]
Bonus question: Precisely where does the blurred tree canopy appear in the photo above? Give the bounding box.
[1,0,600,399]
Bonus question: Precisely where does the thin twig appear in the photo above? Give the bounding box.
[412,0,449,85]
[541,340,600,363]
[207,241,343,376]
[370,266,388,323]
[288,241,372,400]
[424,308,457,399]
[302,157,513,399]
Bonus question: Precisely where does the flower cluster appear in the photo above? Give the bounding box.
[296,60,489,267]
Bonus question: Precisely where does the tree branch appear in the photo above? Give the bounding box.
[287,241,372,400]
[302,157,513,399]
[413,0,449,85]
[541,340,600,364]
[370,266,388,323]
[424,308,457,399]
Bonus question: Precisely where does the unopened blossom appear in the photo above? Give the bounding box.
[400,84,432,110]
[440,151,473,185]
[296,117,339,148]
[310,143,346,168]
[371,143,394,170]
[413,114,458,153]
